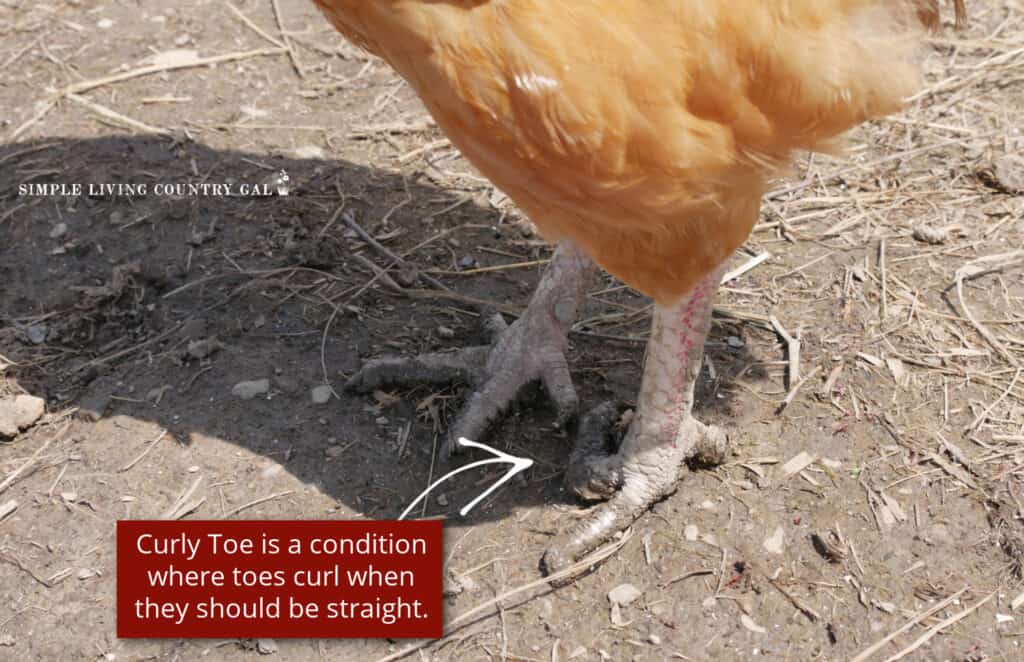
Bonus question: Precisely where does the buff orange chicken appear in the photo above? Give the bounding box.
[316,0,966,573]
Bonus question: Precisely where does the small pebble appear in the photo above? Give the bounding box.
[49,223,67,239]
[0,394,46,438]
[684,524,699,542]
[607,583,642,607]
[993,154,1024,193]
[437,325,455,339]
[293,145,325,160]
[311,385,333,404]
[26,324,47,345]
[186,337,222,360]
[763,526,785,555]
[232,379,269,400]
[875,601,895,614]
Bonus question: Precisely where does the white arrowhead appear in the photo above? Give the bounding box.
[398,437,533,520]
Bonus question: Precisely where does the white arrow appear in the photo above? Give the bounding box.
[398,437,533,520]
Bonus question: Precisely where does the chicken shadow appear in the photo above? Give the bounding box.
[0,134,762,528]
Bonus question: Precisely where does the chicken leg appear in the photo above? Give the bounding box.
[541,262,730,575]
[346,240,596,456]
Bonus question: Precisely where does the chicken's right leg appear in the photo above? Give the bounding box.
[346,240,596,456]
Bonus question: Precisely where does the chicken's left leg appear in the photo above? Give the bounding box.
[542,263,730,574]
[347,241,596,456]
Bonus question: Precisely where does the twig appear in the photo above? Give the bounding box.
[662,568,716,588]
[953,251,1024,367]
[879,238,889,320]
[339,210,453,294]
[964,368,1021,434]
[722,252,771,285]
[765,135,989,200]
[372,533,632,662]
[0,421,70,496]
[881,590,995,662]
[73,328,184,372]
[320,305,340,400]
[0,499,18,521]
[427,259,549,276]
[118,430,168,473]
[776,366,820,415]
[222,491,294,519]
[767,576,820,622]
[162,476,204,520]
[10,48,286,140]
[770,315,801,388]
[0,552,56,588]
[66,93,170,134]
[224,1,285,48]
[270,0,305,78]
[851,588,966,662]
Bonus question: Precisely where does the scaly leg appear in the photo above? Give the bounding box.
[542,262,730,574]
[347,240,596,456]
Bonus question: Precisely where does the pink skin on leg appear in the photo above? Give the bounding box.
[543,262,729,574]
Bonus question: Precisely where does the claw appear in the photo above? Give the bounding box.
[540,351,579,430]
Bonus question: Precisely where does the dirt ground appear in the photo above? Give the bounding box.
[1,1,1023,660]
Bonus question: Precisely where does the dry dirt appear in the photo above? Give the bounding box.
[2,1,1024,661]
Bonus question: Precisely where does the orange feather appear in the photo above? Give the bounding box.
[314,0,964,302]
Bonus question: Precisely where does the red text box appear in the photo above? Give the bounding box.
[117,520,442,638]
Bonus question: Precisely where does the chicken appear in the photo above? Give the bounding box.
[315,0,965,572]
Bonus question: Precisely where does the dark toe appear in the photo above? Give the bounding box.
[345,347,490,393]
[564,402,625,501]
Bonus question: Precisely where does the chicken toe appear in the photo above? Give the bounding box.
[346,241,596,456]
[543,416,729,576]
[563,402,625,502]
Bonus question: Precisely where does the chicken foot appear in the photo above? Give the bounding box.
[542,263,730,575]
[346,240,596,456]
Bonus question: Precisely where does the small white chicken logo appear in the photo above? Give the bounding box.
[275,170,291,196]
